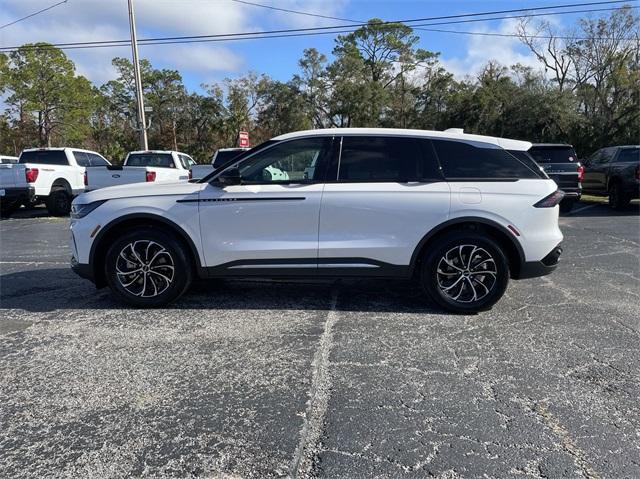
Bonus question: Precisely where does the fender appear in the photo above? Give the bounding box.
[89,212,204,274]
[408,216,525,275]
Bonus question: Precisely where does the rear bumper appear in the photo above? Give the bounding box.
[516,243,563,279]
[0,186,35,204]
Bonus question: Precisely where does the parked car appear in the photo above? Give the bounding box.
[527,144,582,213]
[70,128,563,314]
[190,148,249,180]
[85,150,195,191]
[0,155,19,164]
[582,146,639,209]
[0,163,35,217]
[18,148,110,216]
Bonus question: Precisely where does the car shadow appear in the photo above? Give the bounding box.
[0,267,443,314]
[563,200,640,217]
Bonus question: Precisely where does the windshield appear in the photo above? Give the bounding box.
[528,146,578,164]
[126,153,174,168]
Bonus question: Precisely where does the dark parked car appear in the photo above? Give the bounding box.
[528,144,582,212]
[582,146,640,209]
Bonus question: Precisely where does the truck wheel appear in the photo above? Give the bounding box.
[46,188,72,216]
[559,199,576,213]
[608,182,630,210]
[420,232,509,314]
[104,228,193,307]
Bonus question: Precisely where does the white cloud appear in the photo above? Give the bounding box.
[0,0,263,86]
[438,18,544,79]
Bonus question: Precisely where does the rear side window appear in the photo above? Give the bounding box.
[74,151,90,167]
[338,136,440,182]
[528,146,578,164]
[433,140,538,180]
[126,153,174,168]
[88,153,109,166]
[614,148,639,163]
[19,150,68,165]
[507,150,546,178]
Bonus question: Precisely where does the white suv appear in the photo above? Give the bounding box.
[70,128,563,313]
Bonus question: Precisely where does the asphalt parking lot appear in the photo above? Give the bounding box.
[1,201,639,479]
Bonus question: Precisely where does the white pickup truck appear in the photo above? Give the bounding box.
[85,150,195,191]
[0,163,35,217]
[190,148,249,180]
[18,148,110,216]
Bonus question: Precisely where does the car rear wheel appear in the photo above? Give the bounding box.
[105,228,192,307]
[46,188,72,216]
[608,181,630,210]
[420,232,509,314]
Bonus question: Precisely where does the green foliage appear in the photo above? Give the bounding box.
[1,9,638,160]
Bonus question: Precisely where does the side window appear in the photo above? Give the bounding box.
[600,148,616,163]
[88,153,109,166]
[433,140,538,180]
[338,136,437,182]
[614,148,639,163]
[238,138,328,183]
[179,154,194,169]
[73,151,90,167]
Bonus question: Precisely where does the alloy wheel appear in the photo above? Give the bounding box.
[436,244,497,303]
[115,240,175,297]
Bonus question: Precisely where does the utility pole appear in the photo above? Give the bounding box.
[127,0,148,150]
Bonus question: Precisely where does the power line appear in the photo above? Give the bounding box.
[0,0,68,30]
[229,0,356,23]
[0,2,636,52]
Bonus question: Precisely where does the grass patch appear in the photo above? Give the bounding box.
[579,194,608,204]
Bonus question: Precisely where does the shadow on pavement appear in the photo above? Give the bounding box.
[0,267,442,314]
[563,200,640,217]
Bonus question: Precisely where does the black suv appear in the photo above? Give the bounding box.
[582,146,640,209]
[528,144,582,213]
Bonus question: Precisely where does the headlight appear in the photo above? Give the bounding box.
[71,200,107,219]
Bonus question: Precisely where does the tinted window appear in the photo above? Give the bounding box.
[338,136,439,182]
[238,138,328,183]
[178,154,193,169]
[19,150,69,165]
[73,151,90,167]
[126,153,174,168]
[433,140,538,179]
[614,148,639,163]
[507,150,546,178]
[528,146,578,164]
[88,153,109,166]
[213,150,245,167]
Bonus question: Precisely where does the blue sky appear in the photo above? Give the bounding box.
[0,0,627,92]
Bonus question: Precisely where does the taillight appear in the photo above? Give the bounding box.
[146,171,156,182]
[577,165,584,183]
[84,171,88,186]
[25,168,39,183]
[534,190,565,208]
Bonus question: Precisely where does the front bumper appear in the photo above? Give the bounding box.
[516,243,563,279]
[71,256,94,282]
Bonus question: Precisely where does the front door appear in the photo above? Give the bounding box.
[198,136,332,274]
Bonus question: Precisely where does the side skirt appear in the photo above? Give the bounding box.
[202,258,411,280]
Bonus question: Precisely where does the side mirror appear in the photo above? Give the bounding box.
[217,167,241,186]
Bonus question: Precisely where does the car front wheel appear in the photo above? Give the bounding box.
[105,228,192,307]
[420,232,509,314]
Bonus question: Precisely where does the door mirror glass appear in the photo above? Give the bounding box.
[217,167,242,186]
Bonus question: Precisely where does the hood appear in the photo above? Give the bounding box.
[75,181,204,204]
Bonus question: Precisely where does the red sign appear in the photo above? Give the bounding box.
[238,131,250,148]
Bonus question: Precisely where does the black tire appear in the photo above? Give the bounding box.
[420,232,509,314]
[104,228,193,307]
[559,199,576,213]
[46,188,72,216]
[608,181,630,210]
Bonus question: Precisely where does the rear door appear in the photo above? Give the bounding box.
[318,135,449,275]
[584,148,615,193]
